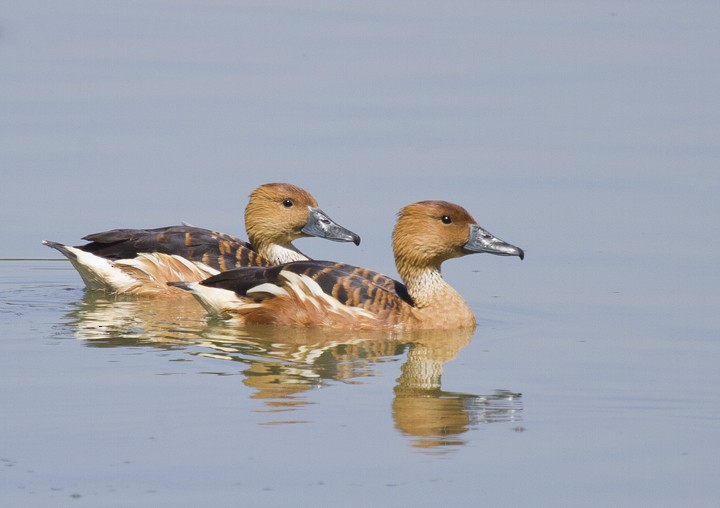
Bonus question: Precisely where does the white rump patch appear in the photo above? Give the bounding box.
[180,281,243,318]
[61,246,141,292]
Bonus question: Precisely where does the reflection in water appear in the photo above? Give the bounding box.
[393,334,522,450]
[65,291,208,348]
[199,322,409,414]
[64,292,522,449]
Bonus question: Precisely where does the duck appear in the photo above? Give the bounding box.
[43,183,360,297]
[170,200,523,330]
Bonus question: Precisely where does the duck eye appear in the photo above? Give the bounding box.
[441,215,452,224]
[282,199,294,208]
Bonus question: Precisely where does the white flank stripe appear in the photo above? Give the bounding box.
[247,283,288,297]
[116,253,219,280]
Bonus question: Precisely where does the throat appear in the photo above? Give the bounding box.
[403,269,456,308]
[259,243,308,264]
[402,267,476,328]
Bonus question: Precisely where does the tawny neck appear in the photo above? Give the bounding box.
[399,265,476,328]
[401,267,449,308]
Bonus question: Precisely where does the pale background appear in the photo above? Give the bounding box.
[1,2,719,506]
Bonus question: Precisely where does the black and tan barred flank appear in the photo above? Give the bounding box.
[199,260,414,313]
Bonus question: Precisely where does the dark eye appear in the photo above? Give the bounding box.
[282,199,294,208]
[441,215,452,224]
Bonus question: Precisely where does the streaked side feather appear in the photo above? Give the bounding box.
[189,261,415,329]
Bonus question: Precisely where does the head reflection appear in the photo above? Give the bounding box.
[392,330,522,450]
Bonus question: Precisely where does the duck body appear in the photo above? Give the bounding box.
[172,260,477,330]
[174,200,524,330]
[42,226,266,297]
[173,260,412,328]
[43,183,360,297]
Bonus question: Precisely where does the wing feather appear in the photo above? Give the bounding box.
[199,260,414,315]
[79,226,271,270]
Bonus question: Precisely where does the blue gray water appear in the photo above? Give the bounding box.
[1,2,719,506]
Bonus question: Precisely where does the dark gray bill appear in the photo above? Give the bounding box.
[301,206,361,245]
[464,224,524,260]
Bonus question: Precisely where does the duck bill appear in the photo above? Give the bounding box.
[464,224,524,260]
[301,206,361,245]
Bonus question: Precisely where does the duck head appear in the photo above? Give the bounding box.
[392,200,523,278]
[245,183,361,250]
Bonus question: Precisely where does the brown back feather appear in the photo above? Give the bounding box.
[80,226,272,271]
[201,261,414,314]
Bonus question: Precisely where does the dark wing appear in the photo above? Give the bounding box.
[200,260,414,311]
[79,226,271,271]
[198,264,286,292]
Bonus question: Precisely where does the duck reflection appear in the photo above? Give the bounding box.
[198,322,408,413]
[64,292,522,448]
[64,291,208,347]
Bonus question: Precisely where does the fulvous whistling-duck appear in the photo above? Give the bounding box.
[43,183,360,297]
[171,200,523,330]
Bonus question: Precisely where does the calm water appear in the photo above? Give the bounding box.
[2,1,720,507]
